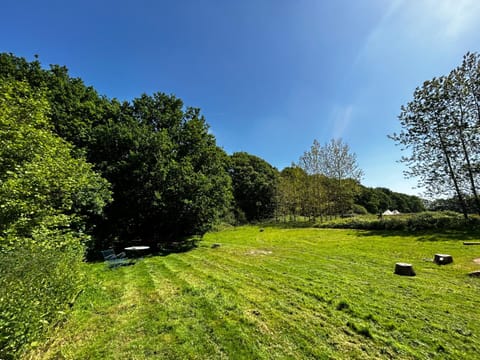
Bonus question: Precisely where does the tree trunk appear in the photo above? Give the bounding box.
[436,124,469,219]
[453,103,480,215]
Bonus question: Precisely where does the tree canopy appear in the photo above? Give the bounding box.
[228,152,279,222]
[89,93,232,250]
[391,52,480,218]
[0,79,111,249]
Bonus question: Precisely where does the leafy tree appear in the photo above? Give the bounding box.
[89,93,232,249]
[391,52,480,218]
[355,186,425,214]
[0,53,233,251]
[0,79,111,357]
[0,80,111,243]
[276,166,308,221]
[0,53,112,149]
[299,139,363,216]
[228,152,279,222]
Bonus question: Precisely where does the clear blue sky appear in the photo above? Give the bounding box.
[2,0,480,195]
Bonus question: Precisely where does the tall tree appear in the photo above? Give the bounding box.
[277,166,308,221]
[0,79,111,243]
[0,79,111,356]
[298,139,363,216]
[391,52,480,218]
[89,93,232,249]
[228,152,279,222]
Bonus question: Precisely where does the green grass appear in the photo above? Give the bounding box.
[27,226,480,359]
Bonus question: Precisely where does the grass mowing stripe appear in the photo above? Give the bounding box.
[27,227,480,359]
[162,254,332,359]
[150,256,269,359]
[175,252,379,358]
[143,259,228,359]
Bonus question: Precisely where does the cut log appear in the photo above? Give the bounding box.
[434,254,453,265]
[468,271,480,278]
[463,242,480,245]
[394,262,416,276]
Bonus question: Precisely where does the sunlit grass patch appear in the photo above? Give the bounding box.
[29,226,480,359]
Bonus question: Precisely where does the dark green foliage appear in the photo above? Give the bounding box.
[0,53,112,148]
[89,93,232,250]
[351,204,368,215]
[0,53,233,252]
[355,186,425,214]
[228,152,279,222]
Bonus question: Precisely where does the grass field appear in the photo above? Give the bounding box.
[28,226,480,359]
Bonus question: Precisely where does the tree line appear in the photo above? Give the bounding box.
[0,52,428,254]
[0,52,435,356]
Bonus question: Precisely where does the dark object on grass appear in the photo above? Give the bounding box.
[259,228,264,232]
[434,254,453,265]
[463,242,480,246]
[211,243,221,249]
[468,271,480,277]
[394,262,416,276]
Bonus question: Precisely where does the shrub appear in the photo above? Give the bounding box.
[315,212,480,231]
[0,79,110,358]
[352,204,369,215]
[0,233,84,359]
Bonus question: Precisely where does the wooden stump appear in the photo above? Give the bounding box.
[394,262,416,276]
[434,254,453,265]
[468,271,480,278]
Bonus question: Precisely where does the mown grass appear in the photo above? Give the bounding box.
[27,226,480,359]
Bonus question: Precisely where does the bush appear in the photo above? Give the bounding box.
[315,212,480,231]
[0,234,84,359]
[352,204,369,215]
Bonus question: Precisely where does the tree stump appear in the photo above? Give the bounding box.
[394,262,416,276]
[468,271,480,278]
[434,254,453,265]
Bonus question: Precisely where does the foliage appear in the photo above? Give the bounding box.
[298,138,363,216]
[27,227,480,359]
[88,93,232,251]
[0,53,232,252]
[0,80,111,243]
[315,211,480,231]
[351,203,368,215]
[0,53,112,148]
[228,152,279,222]
[391,52,480,218]
[355,186,425,214]
[0,79,111,357]
[276,166,308,220]
[276,139,363,220]
[0,237,83,359]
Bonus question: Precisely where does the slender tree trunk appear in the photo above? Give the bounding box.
[453,107,480,215]
[436,124,469,219]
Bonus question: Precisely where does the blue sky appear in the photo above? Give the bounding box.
[2,0,480,195]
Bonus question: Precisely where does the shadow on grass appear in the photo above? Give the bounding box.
[261,220,317,229]
[356,229,480,242]
[155,237,200,256]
